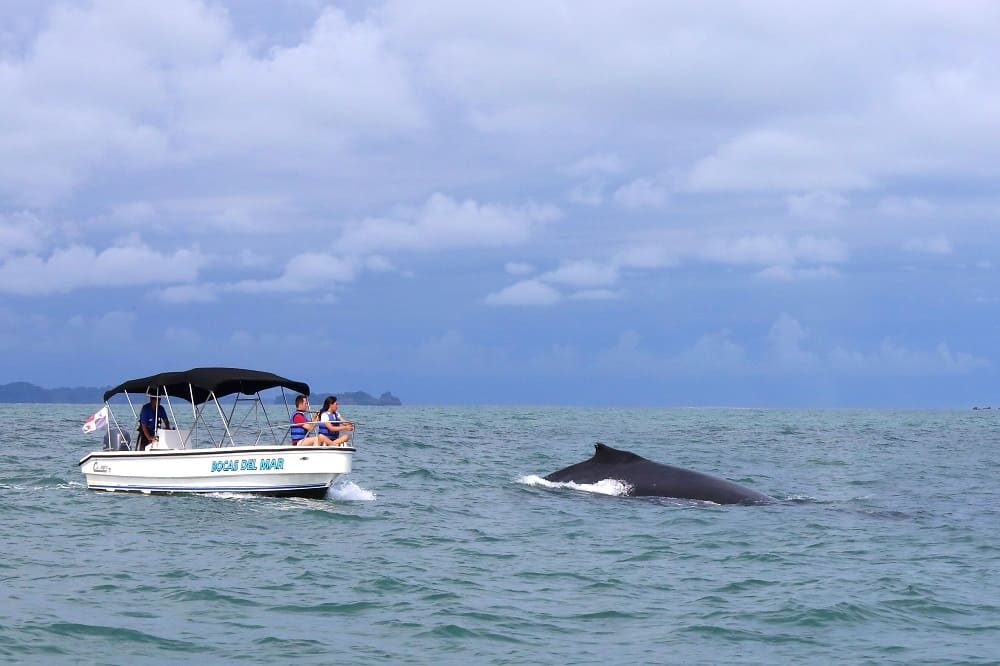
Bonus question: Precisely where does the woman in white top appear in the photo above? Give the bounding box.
[317,396,354,446]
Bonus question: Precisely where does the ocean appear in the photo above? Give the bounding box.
[2,404,999,664]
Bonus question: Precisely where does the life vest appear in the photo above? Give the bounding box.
[319,410,342,438]
[289,410,308,442]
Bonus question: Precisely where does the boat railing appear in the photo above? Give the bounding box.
[281,418,357,447]
[97,385,358,451]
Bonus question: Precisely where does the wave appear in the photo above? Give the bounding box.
[517,474,632,497]
[328,480,376,501]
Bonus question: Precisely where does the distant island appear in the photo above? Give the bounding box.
[0,381,108,404]
[0,381,401,406]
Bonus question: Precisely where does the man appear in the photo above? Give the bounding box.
[289,394,336,446]
[138,394,170,450]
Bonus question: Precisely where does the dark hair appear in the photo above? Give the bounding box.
[320,396,337,412]
[295,394,308,408]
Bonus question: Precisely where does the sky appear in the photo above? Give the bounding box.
[1,0,998,407]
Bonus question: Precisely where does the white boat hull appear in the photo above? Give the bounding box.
[78,446,354,498]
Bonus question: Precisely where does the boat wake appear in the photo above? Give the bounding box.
[328,480,377,501]
[518,474,632,497]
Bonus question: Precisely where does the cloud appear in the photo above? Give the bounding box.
[767,314,820,370]
[613,244,678,270]
[365,254,395,272]
[757,265,841,281]
[226,252,360,294]
[484,279,561,306]
[701,235,849,267]
[340,193,561,254]
[877,196,933,218]
[568,177,606,206]
[540,259,618,288]
[786,191,848,220]
[504,261,534,275]
[613,177,670,210]
[175,7,426,152]
[565,153,623,177]
[0,243,207,295]
[829,339,989,375]
[0,1,424,206]
[902,235,952,255]
[687,129,873,193]
[69,309,137,346]
[155,284,217,304]
[0,211,48,258]
[678,329,747,370]
[411,329,507,371]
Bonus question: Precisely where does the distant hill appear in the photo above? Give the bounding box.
[0,382,401,406]
[276,390,402,406]
[0,382,106,403]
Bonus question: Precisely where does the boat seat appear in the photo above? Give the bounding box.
[154,428,191,450]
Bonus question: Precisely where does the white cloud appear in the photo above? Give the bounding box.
[504,261,534,275]
[0,211,47,258]
[701,235,848,267]
[411,329,507,370]
[767,314,819,370]
[786,191,848,220]
[877,196,933,218]
[613,177,670,210]
[757,265,841,281]
[484,279,561,306]
[0,243,207,295]
[227,252,360,294]
[687,129,873,193]
[902,235,952,255]
[829,339,989,375]
[0,2,424,206]
[155,284,217,304]
[175,7,425,153]
[341,193,560,254]
[614,244,678,270]
[565,153,622,177]
[568,177,606,206]
[679,329,747,370]
[365,255,395,272]
[541,260,618,288]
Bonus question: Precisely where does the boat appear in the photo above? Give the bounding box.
[78,367,354,498]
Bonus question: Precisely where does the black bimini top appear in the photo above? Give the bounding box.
[102,367,310,404]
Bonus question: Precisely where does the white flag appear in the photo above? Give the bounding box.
[82,406,109,433]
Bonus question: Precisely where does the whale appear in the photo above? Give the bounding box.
[544,443,774,504]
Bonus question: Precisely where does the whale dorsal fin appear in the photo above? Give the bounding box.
[592,442,646,464]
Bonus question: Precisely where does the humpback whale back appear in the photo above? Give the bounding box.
[591,442,645,465]
[544,443,774,505]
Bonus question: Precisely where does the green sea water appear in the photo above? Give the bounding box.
[2,404,999,664]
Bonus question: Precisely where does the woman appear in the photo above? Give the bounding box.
[318,396,354,447]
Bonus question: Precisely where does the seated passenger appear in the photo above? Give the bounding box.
[289,394,336,446]
[137,394,170,450]
[318,396,354,447]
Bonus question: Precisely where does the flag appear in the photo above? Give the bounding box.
[82,406,109,433]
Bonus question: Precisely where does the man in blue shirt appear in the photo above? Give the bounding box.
[138,395,170,450]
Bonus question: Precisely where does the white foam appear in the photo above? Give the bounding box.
[518,474,632,497]
[327,480,377,501]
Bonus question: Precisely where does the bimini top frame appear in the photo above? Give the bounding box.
[102,367,311,448]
